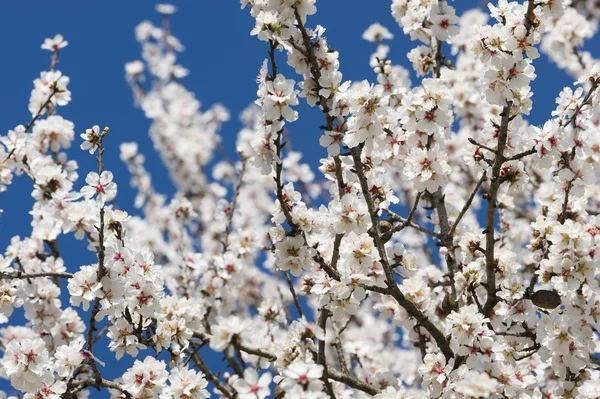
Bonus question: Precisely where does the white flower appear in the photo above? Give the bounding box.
[122,357,168,399]
[404,146,451,192]
[232,368,272,399]
[362,23,394,42]
[125,60,145,76]
[23,381,66,399]
[32,115,74,152]
[274,235,316,277]
[29,71,71,115]
[430,2,459,41]
[54,337,85,378]
[41,34,68,51]
[209,316,250,352]
[279,360,324,393]
[446,304,489,349]
[80,125,102,154]
[418,352,448,390]
[156,4,176,14]
[164,367,209,399]
[454,371,499,398]
[1,338,53,393]
[262,75,299,122]
[67,265,102,311]
[107,318,147,360]
[330,194,371,234]
[81,171,117,205]
[319,129,344,156]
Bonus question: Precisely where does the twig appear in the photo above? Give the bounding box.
[561,81,599,127]
[24,88,58,133]
[284,271,304,318]
[468,138,498,154]
[189,345,234,398]
[330,156,347,271]
[506,147,536,161]
[449,172,487,236]
[384,208,440,238]
[393,192,422,234]
[223,158,247,251]
[332,322,349,375]
[86,127,109,387]
[196,330,380,395]
[70,378,131,398]
[0,271,73,280]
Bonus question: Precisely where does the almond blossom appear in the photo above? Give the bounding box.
[80,171,117,205]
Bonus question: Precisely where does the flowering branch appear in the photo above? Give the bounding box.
[351,146,453,361]
[85,126,109,387]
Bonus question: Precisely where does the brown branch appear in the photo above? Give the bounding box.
[327,368,380,396]
[432,36,443,78]
[189,344,234,398]
[288,9,351,288]
[69,378,131,398]
[332,322,349,375]
[23,49,63,133]
[0,271,73,280]
[468,138,498,154]
[50,49,60,72]
[330,156,346,271]
[559,179,574,224]
[524,0,537,34]
[506,147,536,161]
[25,87,58,133]
[351,146,453,361]
[426,27,459,302]
[482,103,512,316]
[86,127,109,386]
[317,310,336,399]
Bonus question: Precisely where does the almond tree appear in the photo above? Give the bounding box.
[1,1,600,398]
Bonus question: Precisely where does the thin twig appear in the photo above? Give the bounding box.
[196,331,379,395]
[223,158,247,251]
[394,192,422,234]
[284,271,304,318]
[506,147,536,161]
[189,345,234,398]
[449,172,487,237]
[332,322,349,375]
[0,271,73,280]
[468,138,498,154]
[384,208,440,238]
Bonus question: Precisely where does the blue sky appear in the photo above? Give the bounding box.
[0,0,597,396]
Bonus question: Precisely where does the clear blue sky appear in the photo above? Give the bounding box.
[0,0,596,396]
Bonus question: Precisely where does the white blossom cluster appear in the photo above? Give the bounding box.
[0,1,600,398]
